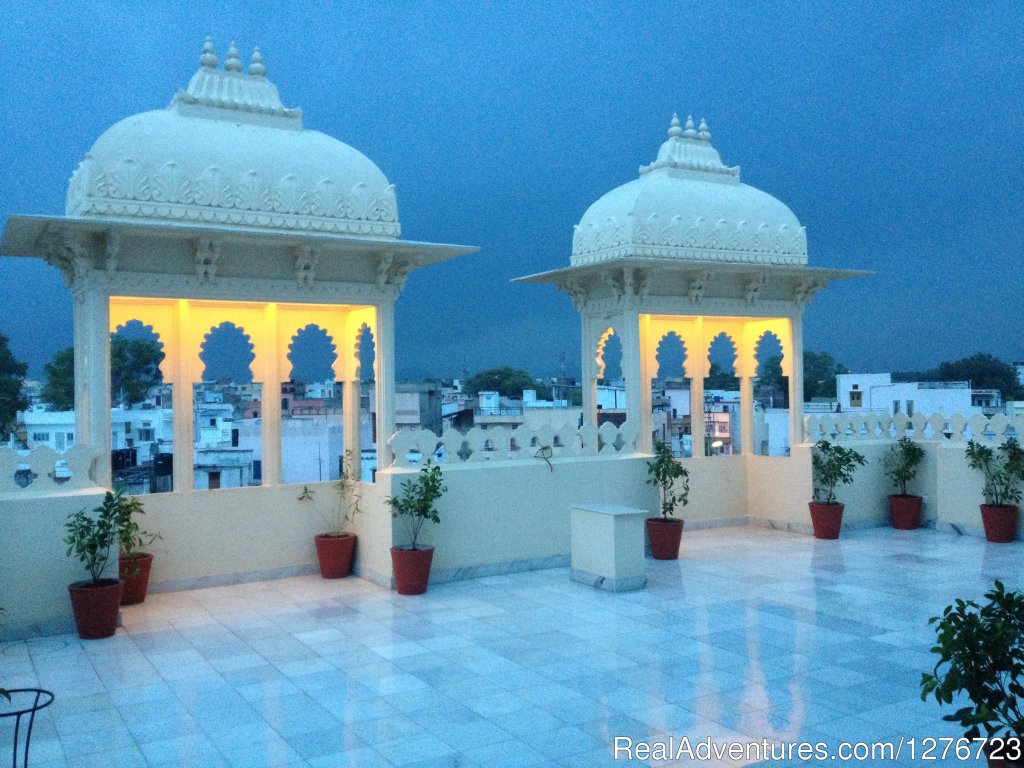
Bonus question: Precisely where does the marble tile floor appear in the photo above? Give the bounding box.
[2,526,1019,767]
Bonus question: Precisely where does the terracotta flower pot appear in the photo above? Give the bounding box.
[391,546,434,595]
[646,518,684,560]
[888,495,923,530]
[315,533,357,578]
[119,552,154,605]
[809,502,843,539]
[68,579,123,639]
[981,505,1019,543]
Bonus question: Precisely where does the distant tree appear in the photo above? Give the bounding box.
[895,353,1022,400]
[705,362,739,390]
[803,351,848,401]
[41,347,75,411]
[757,355,784,390]
[464,367,550,399]
[937,353,1022,400]
[111,338,164,407]
[41,337,164,411]
[0,332,28,431]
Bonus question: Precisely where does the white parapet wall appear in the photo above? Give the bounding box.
[3,411,1020,638]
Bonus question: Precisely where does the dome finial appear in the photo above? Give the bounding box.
[667,113,683,139]
[200,36,218,69]
[248,47,266,77]
[683,115,697,139]
[225,42,243,72]
[698,118,711,143]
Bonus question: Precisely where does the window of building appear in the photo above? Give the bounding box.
[32,432,49,443]
[893,400,900,415]
[906,400,914,417]
[849,391,862,408]
[208,471,221,490]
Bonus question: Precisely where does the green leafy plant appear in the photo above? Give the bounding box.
[646,440,689,519]
[965,438,1024,507]
[64,493,120,584]
[811,440,866,504]
[114,489,160,560]
[315,451,362,536]
[387,461,446,551]
[921,580,1024,742]
[882,437,925,496]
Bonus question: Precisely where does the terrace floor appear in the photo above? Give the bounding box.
[2,526,1016,768]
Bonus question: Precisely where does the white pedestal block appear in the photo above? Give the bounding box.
[570,503,648,592]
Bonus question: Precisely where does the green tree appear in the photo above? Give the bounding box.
[0,332,28,431]
[42,338,164,411]
[464,367,551,399]
[111,338,164,407]
[937,353,1022,400]
[895,353,1023,400]
[41,347,75,411]
[757,355,784,389]
[803,350,848,401]
[705,362,739,390]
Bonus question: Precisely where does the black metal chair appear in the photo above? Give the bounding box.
[1,689,54,768]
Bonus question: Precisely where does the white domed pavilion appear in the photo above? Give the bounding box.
[519,114,866,456]
[2,39,475,489]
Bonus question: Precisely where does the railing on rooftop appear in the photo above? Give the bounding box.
[0,445,97,494]
[804,411,1022,444]
[388,421,639,467]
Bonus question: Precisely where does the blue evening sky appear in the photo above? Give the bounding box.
[0,1,1021,381]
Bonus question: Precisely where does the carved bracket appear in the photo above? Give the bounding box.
[194,238,221,283]
[375,251,420,295]
[293,244,319,288]
[687,270,713,302]
[793,277,825,307]
[43,228,96,292]
[744,272,767,305]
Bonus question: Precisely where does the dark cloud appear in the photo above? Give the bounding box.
[1,1,1021,380]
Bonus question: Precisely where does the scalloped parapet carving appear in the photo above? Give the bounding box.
[571,215,807,266]
[0,445,98,494]
[67,158,400,237]
[803,412,1024,445]
[387,420,640,468]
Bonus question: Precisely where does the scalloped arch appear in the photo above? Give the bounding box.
[354,323,376,382]
[287,324,337,382]
[199,322,255,382]
[655,331,687,380]
[595,327,619,380]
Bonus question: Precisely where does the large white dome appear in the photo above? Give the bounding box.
[65,40,399,238]
[572,116,805,267]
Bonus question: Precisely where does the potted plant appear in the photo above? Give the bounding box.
[64,493,123,639]
[645,440,690,560]
[882,436,926,530]
[809,440,866,539]
[115,489,161,605]
[921,580,1024,766]
[965,438,1024,543]
[311,453,362,578]
[387,461,446,595]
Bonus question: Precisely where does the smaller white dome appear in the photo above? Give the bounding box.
[65,39,399,238]
[572,115,806,266]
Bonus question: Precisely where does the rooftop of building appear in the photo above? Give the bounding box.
[1,526,1005,767]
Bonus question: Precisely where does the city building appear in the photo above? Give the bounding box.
[836,372,999,416]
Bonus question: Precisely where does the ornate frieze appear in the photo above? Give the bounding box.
[67,157,400,238]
